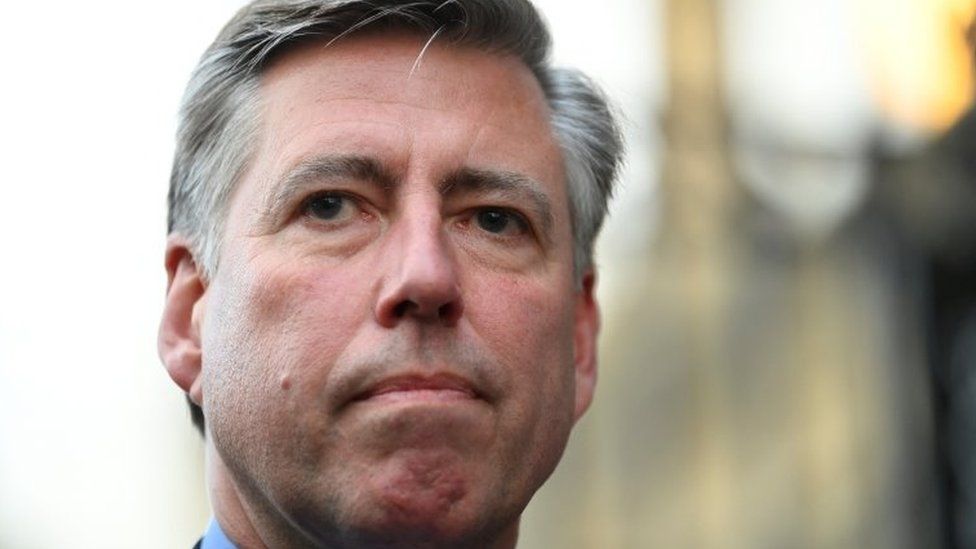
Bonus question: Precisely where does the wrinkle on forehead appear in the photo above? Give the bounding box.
[260,31,551,126]
[227,31,569,243]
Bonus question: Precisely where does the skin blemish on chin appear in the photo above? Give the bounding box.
[280,373,292,391]
[382,452,468,519]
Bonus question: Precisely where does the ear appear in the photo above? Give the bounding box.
[572,270,600,422]
[158,235,207,406]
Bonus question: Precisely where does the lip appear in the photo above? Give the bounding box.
[352,373,482,404]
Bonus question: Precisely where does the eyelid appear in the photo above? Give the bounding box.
[497,208,530,233]
[300,189,344,210]
[301,189,348,204]
[297,190,373,225]
[470,206,535,239]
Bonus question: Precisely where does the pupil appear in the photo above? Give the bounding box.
[308,195,343,220]
[477,210,508,233]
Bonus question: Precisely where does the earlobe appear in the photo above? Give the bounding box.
[158,236,207,406]
[572,271,600,422]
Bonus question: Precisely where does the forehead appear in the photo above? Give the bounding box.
[249,32,566,194]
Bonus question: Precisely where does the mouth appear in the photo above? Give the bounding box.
[352,373,483,405]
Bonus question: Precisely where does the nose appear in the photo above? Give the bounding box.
[374,213,464,328]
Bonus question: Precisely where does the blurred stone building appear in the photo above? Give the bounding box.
[520,1,976,548]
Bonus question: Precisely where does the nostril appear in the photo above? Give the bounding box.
[377,281,463,326]
[438,300,462,323]
[393,301,410,318]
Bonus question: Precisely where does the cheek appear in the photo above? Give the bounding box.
[202,252,374,428]
[467,272,577,404]
[223,252,370,354]
[465,273,578,491]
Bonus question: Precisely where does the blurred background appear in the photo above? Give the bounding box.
[0,0,974,547]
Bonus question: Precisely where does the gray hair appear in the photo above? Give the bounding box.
[169,0,622,280]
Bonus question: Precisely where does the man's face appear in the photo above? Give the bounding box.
[169,33,598,545]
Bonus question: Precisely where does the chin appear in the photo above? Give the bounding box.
[331,452,518,548]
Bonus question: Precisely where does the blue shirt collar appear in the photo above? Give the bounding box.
[201,517,238,549]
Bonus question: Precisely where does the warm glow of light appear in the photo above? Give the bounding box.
[859,0,976,132]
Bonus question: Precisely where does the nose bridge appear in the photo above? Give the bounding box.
[374,188,463,327]
[399,195,454,281]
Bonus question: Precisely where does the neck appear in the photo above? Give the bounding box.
[206,437,274,548]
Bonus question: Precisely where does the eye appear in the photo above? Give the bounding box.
[302,193,352,222]
[474,208,528,236]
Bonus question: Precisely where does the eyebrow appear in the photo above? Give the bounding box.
[263,155,396,220]
[263,154,555,239]
[440,167,554,239]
